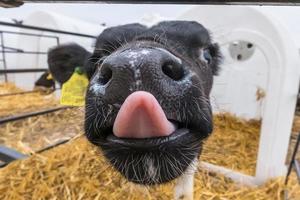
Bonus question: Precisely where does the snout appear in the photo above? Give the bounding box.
[90,47,193,100]
[99,47,185,84]
[95,47,191,139]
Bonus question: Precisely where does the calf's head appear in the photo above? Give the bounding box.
[34,71,55,89]
[48,43,92,84]
[85,21,222,185]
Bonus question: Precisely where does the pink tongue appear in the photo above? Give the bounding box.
[113,91,176,138]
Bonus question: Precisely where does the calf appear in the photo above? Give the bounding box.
[34,71,55,91]
[84,21,222,200]
[47,43,92,84]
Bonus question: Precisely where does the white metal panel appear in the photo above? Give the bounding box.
[9,11,103,90]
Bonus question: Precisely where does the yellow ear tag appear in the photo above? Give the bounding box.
[46,73,53,80]
[60,68,89,106]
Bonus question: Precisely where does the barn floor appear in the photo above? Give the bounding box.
[0,83,299,199]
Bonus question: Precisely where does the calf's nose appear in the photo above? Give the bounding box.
[97,47,185,87]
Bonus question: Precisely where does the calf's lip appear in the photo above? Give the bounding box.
[99,122,207,150]
[106,128,189,149]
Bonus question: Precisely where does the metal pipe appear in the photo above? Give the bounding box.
[0,68,48,73]
[285,132,300,184]
[2,51,47,54]
[1,46,23,52]
[0,90,40,97]
[0,21,97,39]
[0,88,60,97]
[0,30,59,39]
[36,138,72,154]
[56,36,60,45]
[0,137,72,168]
[0,145,27,163]
[21,1,300,6]
[0,106,72,125]
[0,32,7,82]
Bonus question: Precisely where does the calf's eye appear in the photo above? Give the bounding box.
[200,48,212,64]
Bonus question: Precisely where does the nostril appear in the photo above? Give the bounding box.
[99,64,112,85]
[162,61,184,81]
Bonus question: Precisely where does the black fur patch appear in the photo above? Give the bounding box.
[48,43,92,84]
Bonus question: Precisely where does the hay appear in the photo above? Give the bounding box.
[286,115,300,162]
[0,136,299,200]
[0,82,84,153]
[0,114,299,200]
[292,115,300,133]
[0,82,23,94]
[202,114,261,175]
[0,82,59,117]
[0,108,84,154]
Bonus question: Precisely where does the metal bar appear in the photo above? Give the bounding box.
[0,88,60,97]
[285,132,300,184]
[0,68,48,73]
[2,46,23,52]
[0,106,72,125]
[0,137,72,168]
[36,138,72,154]
[56,36,60,46]
[0,30,59,39]
[21,1,300,6]
[0,33,58,54]
[0,145,27,163]
[0,90,40,97]
[0,21,97,39]
[3,51,47,54]
[0,32,7,82]
[295,160,300,183]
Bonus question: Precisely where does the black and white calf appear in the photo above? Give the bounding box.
[84,21,222,200]
[34,71,55,91]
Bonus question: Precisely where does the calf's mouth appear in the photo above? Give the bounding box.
[86,90,209,185]
[104,91,200,149]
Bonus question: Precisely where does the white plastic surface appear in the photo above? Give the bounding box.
[179,5,300,184]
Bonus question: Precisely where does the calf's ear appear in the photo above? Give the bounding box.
[83,54,98,80]
[208,43,223,75]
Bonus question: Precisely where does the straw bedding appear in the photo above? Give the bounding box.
[0,83,23,94]
[0,108,84,154]
[0,114,299,199]
[0,134,299,200]
[0,83,82,153]
[202,114,260,176]
[0,83,299,199]
[0,83,59,118]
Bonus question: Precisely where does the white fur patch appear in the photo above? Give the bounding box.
[89,74,105,95]
[174,158,198,200]
[141,49,150,55]
[147,158,156,178]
